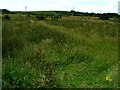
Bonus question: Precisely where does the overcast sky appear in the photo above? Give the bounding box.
[0,0,119,13]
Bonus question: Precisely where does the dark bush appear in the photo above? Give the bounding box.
[36,15,45,20]
[99,15,109,20]
[40,16,44,20]
[59,14,62,19]
[28,14,30,17]
[2,9,10,14]
[4,15,10,19]
[10,12,15,14]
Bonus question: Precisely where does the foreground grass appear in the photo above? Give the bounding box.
[2,15,118,88]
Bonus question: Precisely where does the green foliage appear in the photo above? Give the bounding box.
[36,15,45,20]
[33,11,62,20]
[4,15,10,19]
[28,25,67,45]
[2,21,24,57]
[2,14,119,88]
[2,9,10,14]
[28,14,30,17]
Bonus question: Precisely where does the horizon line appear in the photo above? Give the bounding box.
[1,8,118,14]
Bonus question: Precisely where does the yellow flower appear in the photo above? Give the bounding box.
[106,76,109,81]
[106,74,112,82]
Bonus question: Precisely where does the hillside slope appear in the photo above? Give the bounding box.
[2,15,118,88]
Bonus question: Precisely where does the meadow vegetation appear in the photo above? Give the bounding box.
[2,12,119,88]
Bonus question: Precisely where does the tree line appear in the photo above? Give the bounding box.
[1,9,120,20]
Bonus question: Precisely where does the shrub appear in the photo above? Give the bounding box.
[2,9,10,14]
[28,14,30,17]
[36,15,45,20]
[99,15,109,20]
[59,14,62,19]
[40,16,44,20]
[10,12,15,14]
[4,15,10,19]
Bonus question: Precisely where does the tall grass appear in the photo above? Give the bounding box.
[2,14,118,88]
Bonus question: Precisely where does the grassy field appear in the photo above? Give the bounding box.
[2,14,119,88]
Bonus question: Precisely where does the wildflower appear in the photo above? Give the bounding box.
[106,74,112,82]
